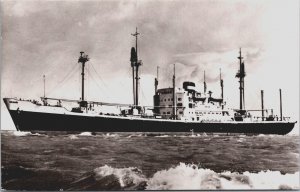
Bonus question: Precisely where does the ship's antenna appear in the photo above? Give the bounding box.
[220,68,223,100]
[43,75,46,98]
[204,70,207,94]
[236,48,246,111]
[173,64,176,120]
[131,27,142,107]
[78,51,89,107]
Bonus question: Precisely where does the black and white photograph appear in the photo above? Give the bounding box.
[1,0,299,190]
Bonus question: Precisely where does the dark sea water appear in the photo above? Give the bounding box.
[1,130,299,190]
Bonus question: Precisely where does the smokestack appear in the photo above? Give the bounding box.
[261,90,264,121]
[279,89,283,121]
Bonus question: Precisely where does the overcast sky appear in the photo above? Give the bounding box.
[1,0,299,134]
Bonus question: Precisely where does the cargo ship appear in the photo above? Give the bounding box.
[3,29,296,135]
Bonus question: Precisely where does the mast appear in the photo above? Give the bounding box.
[43,75,46,98]
[130,47,137,106]
[236,48,246,110]
[173,64,176,119]
[78,52,89,104]
[220,68,223,99]
[131,27,141,106]
[261,90,264,121]
[279,89,283,121]
[242,64,245,109]
[204,70,207,94]
[155,66,159,94]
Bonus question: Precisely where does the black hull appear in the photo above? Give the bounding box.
[7,110,295,135]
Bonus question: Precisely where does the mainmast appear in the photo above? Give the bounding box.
[130,47,137,106]
[204,70,207,94]
[236,48,246,110]
[155,66,159,94]
[220,68,223,99]
[173,64,176,119]
[131,27,142,107]
[43,75,46,98]
[78,51,89,106]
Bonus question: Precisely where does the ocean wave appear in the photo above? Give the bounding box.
[78,132,93,136]
[154,135,170,138]
[66,163,299,190]
[67,165,147,190]
[102,133,119,138]
[12,131,42,137]
[147,163,299,190]
[127,133,145,138]
[69,135,79,139]
[94,165,147,187]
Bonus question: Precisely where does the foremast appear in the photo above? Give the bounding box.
[78,51,89,107]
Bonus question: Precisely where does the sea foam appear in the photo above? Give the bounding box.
[78,132,93,136]
[147,163,299,190]
[94,165,147,187]
[12,131,41,137]
[91,163,299,190]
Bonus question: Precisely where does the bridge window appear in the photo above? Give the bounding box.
[167,112,171,114]
[178,98,182,101]
[179,111,183,114]
[189,103,193,108]
[177,103,182,107]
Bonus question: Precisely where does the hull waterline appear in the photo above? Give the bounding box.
[7,109,295,135]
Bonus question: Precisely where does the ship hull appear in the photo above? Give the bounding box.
[7,109,295,135]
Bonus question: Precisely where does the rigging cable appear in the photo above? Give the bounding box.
[89,62,112,93]
[46,63,80,97]
[86,67,110,98]
[139,66,150,105]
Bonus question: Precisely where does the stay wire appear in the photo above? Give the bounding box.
[86,67,110,99]
[46,63,79,97]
